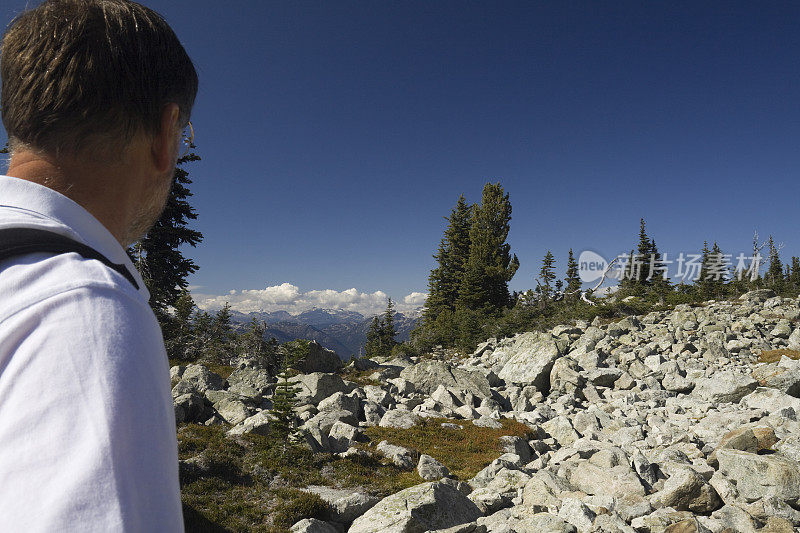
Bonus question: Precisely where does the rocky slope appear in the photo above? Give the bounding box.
[173,289,800,532]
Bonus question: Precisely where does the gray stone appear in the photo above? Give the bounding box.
[694,370,757,404]
[226,410,273,436]
[741,387,800,414]
[739,289,776,303]
[376,440,415,469]
[226,367,273,398]
[542,416,579,447]
[418,454,450,480]
[495,333,561,392]
[472,416,502,429]
[294,341,343,374]
[174,392,206,424]
[302,485,380,524]
[379,409,420,429]
[752,362,800,396]
[318,391,360,417]
[213,397,251,425]
[363,385,392,407]
[290,518,338,533]
[789,328,800,351]
[327,421,361,453]
[291,373,350,403]
[400,360,492,398]
[181,364,225,393]
[565,461,646,498]
[303,409,358,435]
[653,467,722,513]
[497,436,531,463]
[348,481,482,533]
[715,448,800,504]
[557,498,595,531]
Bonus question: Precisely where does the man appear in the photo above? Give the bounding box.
[0,0,197,530]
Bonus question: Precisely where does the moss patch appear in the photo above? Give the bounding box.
[759,349,800,364]
[364,416,534,481]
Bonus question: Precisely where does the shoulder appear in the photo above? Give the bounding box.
[0,251,146,324]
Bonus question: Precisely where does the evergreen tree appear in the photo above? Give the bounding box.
[619,249,636,293]
[270,340,309,446]
[163,289,195,360]
[365,316,383,359]
[790,257,800,293]
[202,303,235,365]
[767,235,784,292]
[457,182,519,312]
[636,218,652,284]
[538,251,556,305]
[695,241,713,299]
[380,298,397,351]
[648,239,671,303]
[234,318,278,372]
[422,195,472,323]
[709,242,729,299]
[565,248,581,300]
[129,151,203,317]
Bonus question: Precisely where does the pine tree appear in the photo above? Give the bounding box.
[790,257,800,293]
[538,251,556,304]
[162,289,195,360]
[709,242,728,299]
[695,241,712,299]
[648,239,670,303]
[565,248,581,300]
[619,249,636,293]
[423,196,472,322]
[129,151,203,317]
[767,236,784,292]
[636,218,652,284]
[234,318,278,372]
[380,298,397,352]
[203,303,234,365]
[365,316,383,359]
[457,182,519,312]
[270,340,309,446]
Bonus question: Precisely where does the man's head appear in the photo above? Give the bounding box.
[1,0,198,245]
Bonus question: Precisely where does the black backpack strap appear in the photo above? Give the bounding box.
[0,228,139,290]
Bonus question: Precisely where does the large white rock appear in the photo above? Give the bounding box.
[379,409,420,429]
[715,448,800,504]
[694,371,757,404]
[348,481,482,533]
[399,360,492,398]
[301,485,380,524]
[495,333,561,391]
[290,373,351,403]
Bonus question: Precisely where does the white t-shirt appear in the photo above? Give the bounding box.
[0,175,183,532]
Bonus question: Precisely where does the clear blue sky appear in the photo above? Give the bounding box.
[2,1,800,314]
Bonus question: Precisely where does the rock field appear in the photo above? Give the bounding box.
[172,289,800,532]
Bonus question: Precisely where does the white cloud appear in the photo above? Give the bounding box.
[404,292,428,306]
[194,283,426,317]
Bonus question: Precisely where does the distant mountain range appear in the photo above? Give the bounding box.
[229,307,421,360]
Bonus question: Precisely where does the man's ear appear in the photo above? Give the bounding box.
[152,103,181,173]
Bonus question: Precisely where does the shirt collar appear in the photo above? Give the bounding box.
[0,175,149,299]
